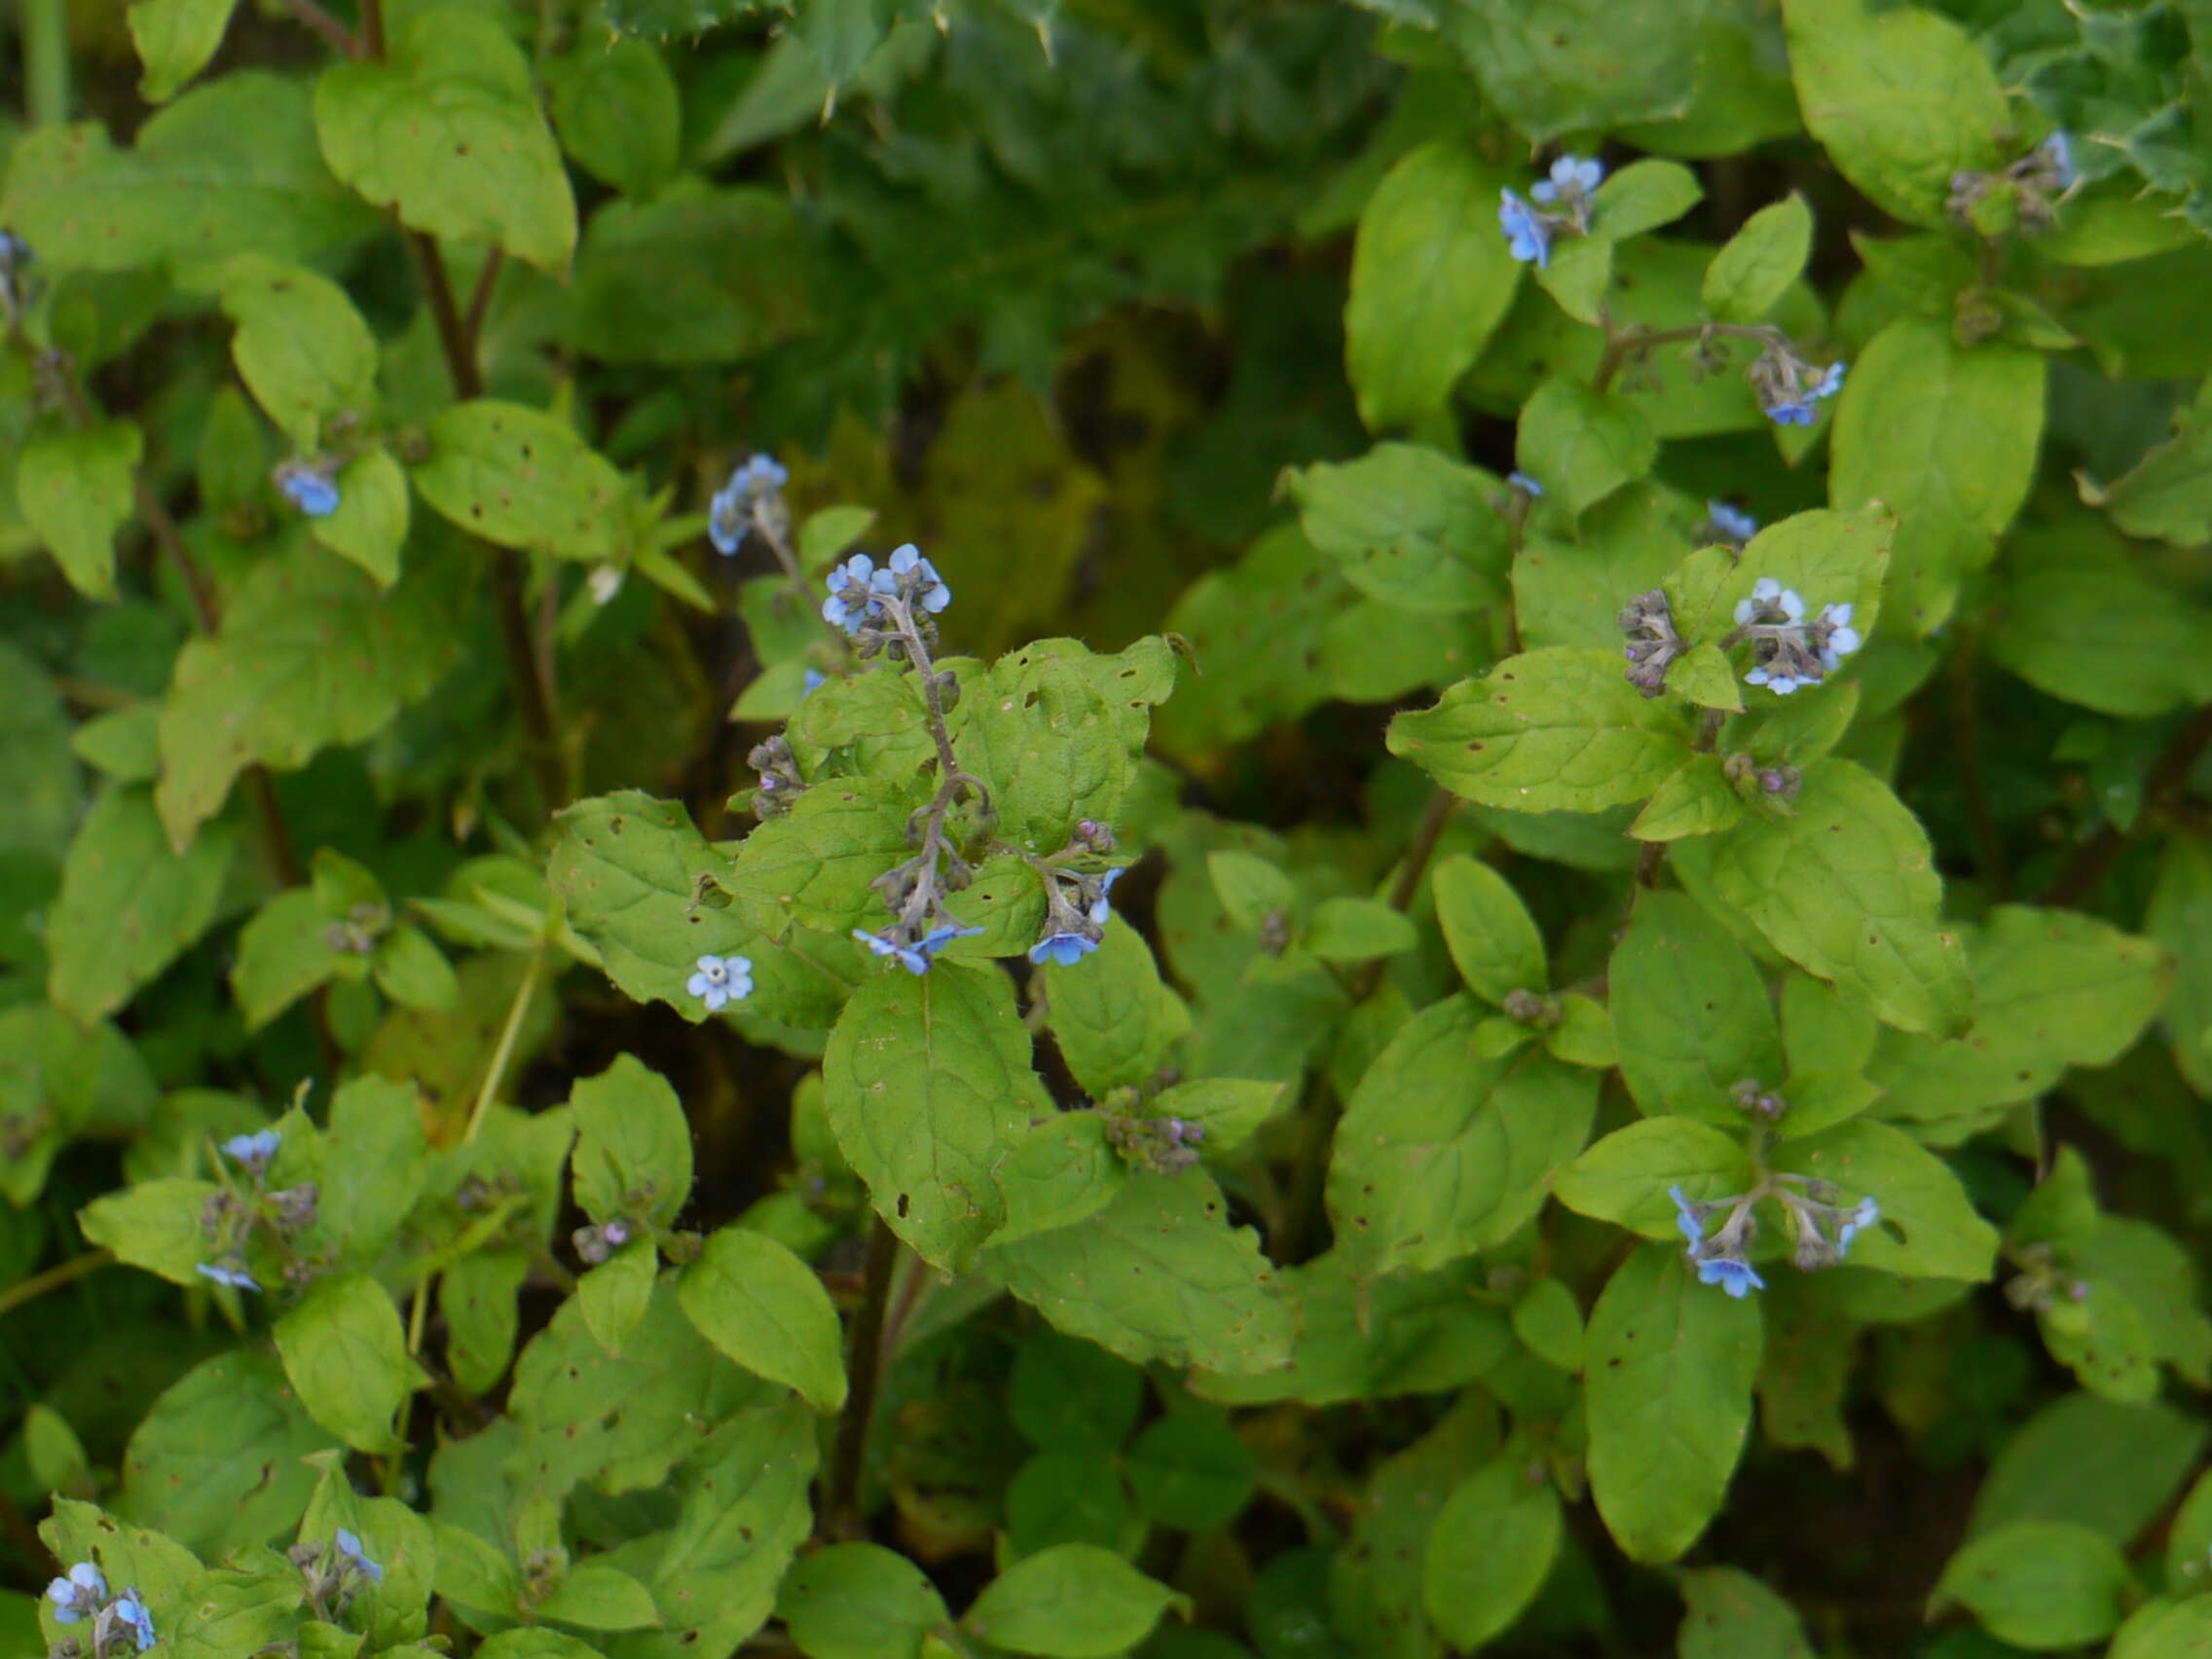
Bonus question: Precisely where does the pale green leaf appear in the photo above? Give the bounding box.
[18,420,142,601]
[678,1225,848,1412]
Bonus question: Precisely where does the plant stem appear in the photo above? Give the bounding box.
[0,1249,113,1319]
[1592,320,1780,394]
[2041,699,2212,906]
[21,0,69,126]
[464,947,545,1145]
[826,1217,899,1539]
[1948,622,2009,901]
[278,0,364,55]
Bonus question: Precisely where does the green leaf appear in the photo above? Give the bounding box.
[1148,1079,1284,1157]
[1667,506,1893,650]
[164,1568,307,1659]
[18,420,142,601]
[1286,444,1509,613]
[1008,1328,1144,1452]
[1677,1566,1816,1659]
[1125,1414,1256,1531]
[988,1169,1294,1376]
[313,448,412,586]
[1972,1393,2205,1549]
[1305,898,1418,963]
[371,921,459,1012]
[1551,1117,1757,1238]
[1206,851,1296,933]
[1431,853,1546,1004]
[39,1499,203,1643]
[1329,998,1599,1276]
[49,785,237,1023]
[727,780,917,940]
[824,962,1047,1271]
[678,1224,848,1412]
[1387,647,1691,814]
[78,1178,221,1286]
[273,1272,413,1454]
[777,1544,950,1659]
[1933,1522,2129,1651]
[1828,314,2044,632]
[1676,759,1970,1036]
[155,544,467,849]
[120,1350,336,1557]
[1420,1456,1562,1649]
[1630,756,1746,841]
[1585,1242,1761,1564]
[313,6,576,274]
[310,1073,431,1263]
[219,255,378,444]
[1782,0,2009,230]
[411,400,630,562]
[2112,1599,2212,1659]
[958,652,1133,855]
[549,790,858,1031]
[1772,1120,1997,1280]
[1511,1277,1585,1373]
[2150,838,2212,1097]
[575,1239,658,1358]
[1443,0,1714,139]
[544,39,680,199]
[1346,141,1522,430]
[565,188,814,367]
[0,639,82,860]
[536,1561,663,1632]
[962,1543,1182,1658]
[1045,918,1191,1096]
[1611,891,1784,1124]
[298,1460,438,1651]
[127,0,240,102]
[1986,519,2212,718]
[1007,1448,1135,1557]
[1702,195,1815,324]
[997,1111,1127,1247]
[1516,377,1657,518]
[570,1053,694,1232]
[0,75,375,272]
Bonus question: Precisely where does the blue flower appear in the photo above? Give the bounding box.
[1733,576,1805,627]
[801,668,826,696]
[1813,602,1862,672]
[113,1589,156,1652]
[1507,471,1544,497]
[275,459,340,517]
[686,953,754,1012]
[1836,1197,1879,1256]
[1708,501,1757,543]
[335,1529,385,1586]
[873,543,951,613]
[1668,1185,1704,1250]
[1088,866,1124,928]
[1763,361,1845,426]
[852,922,978,976]
[196,1261,260,1292]
[1744,665,1802,695]
[1030,931,1099,968]
[1696,1256,1766,1298]
[823,554,885,634]
[1530,154,1604,206]
[2041,131,2076,191]
[222,1128,281,1169]
[1498,190,1553,269]
[47,1562,104,1623]
[709,453,788,555]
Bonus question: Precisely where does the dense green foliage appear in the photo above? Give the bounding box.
[6,0,2212,1655]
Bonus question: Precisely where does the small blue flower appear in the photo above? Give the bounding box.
[1734,576,1805,627]
[1696,1256,1766,1298]
[1743,666,1803,695]
[1088,866,1124,928]
[872,543,951,613]
[1507,471,1544,498]
[686,953,754,1012]
[852,922,978,976]
[1708,501,1757,543]
[1498,190,1553,269]
[276,460,341,518]
[335,1529,385,1586]
[112,1589,156,1653]
[2041,131,2076,191]
[823,554,884,635]
[709,452,789,556]
[1668,1185,1704,1250]
[47,1562,104,1623]
[196,1261,260,1292]
[1836,1197,1879,1256]
[1763,361,1845,426]
[222,1128,281,1169]
[1814,602,1862,672]
[1030,931,1099,968]
[1530,154,1604,206]
[801,668,826,696]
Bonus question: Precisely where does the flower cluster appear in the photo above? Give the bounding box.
[686,953,754,1012]
[573,1216,635,1264]
[1106,1111,1207,1175]
[197,1127,317,1291]
[853,920,981,976]
[1672,1178,1882,1296]
[46,1561,155,1654]
[823,545,952,639]
[290,1529,385,1622]
[1616,588,1687,700]
[1032,866,1122,967]
[1498,156,1604,269]
[1729,577,1861,694]
[1748,341,1845,426]
[1951,131,2076,231]
[274,457,341,518]
[709,453,790,555]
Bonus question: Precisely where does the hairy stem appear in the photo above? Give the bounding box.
[826,1217,900,1539]
[464,947,545,1145]
[0,1249,113,1319]
[279,0,365,55]
[2041,699,2212,906]
[1593,319,1782,395]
